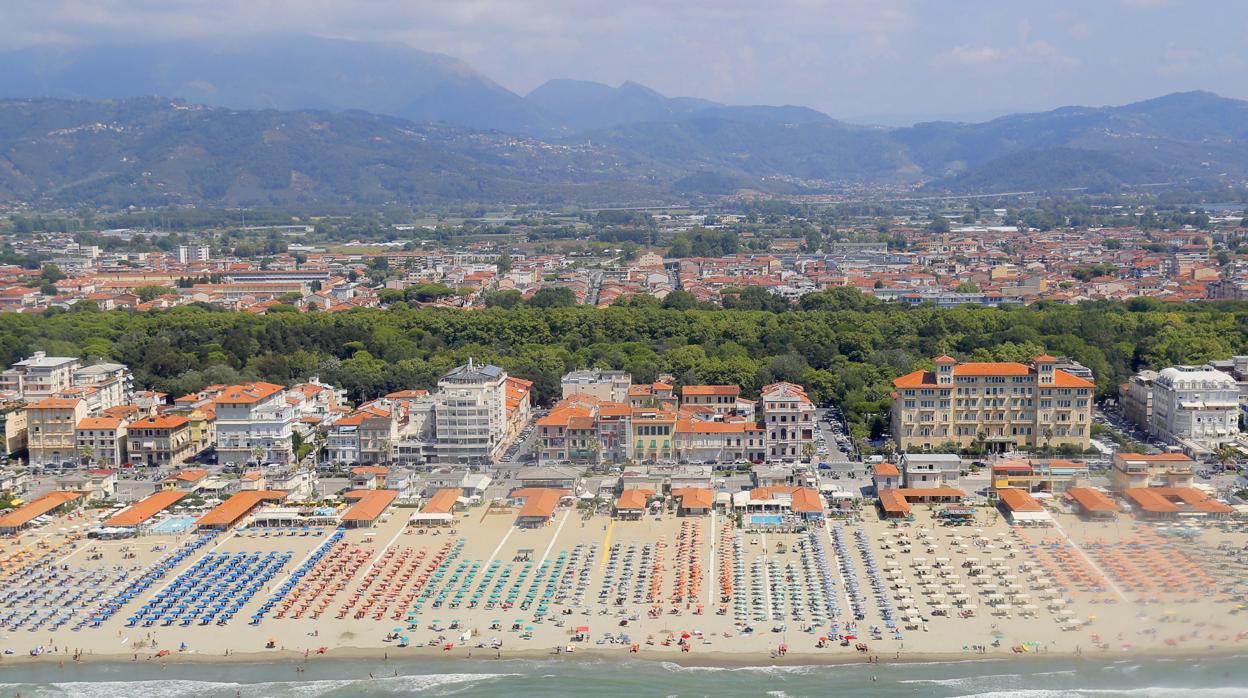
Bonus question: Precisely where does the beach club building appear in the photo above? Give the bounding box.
[102,489,188,534]
[614,488,654,520]
[1063,487,1120,520]
[876,487,966,519]
[1121,487,1234,520]
[1110,452,1197,492]
[0,491,82,534]
[340,489,399,528]
[196,490,289,530]
[411,488,462,527]
[509,488,569,528]
[995,487,1053,526]
[671,488,714,516]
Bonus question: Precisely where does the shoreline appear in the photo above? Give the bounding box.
[2,643,1243,670]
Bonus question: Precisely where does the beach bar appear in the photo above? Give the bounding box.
[411,488,461,527]
[1123,487,1234,520]
[510,488,569,527]
[996,487,1052,526]
[0,491,82,535]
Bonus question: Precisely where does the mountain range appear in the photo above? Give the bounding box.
[0,37,1246,207]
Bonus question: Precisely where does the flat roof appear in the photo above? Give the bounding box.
[197,490,287,527]
[342,489,398,522]
[421,488,461,515]
[104,490,187,527]
[0,491,81,529]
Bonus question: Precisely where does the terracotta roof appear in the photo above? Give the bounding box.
[878,489,911,514]
[1125,487,1232,514]
[77,417,124,430]
[681,385,739,396]
[351,465,390,476]
[421,488,461,515]
[105,490,187,527]
[196,490,287,527]
[511,488,568,519]
[1064,487,1119,513]
[213,382,285,405]
[341,489,398,522]
[129,414,189,430]
[671,488,713,510]
[997,488,1044,512]
[0,491,81,528]
[873,462,900,477]
[168,468,209,482]
[675,419,747,434]
[790,487,824,513]
[615,489,653,511]
[29,398,82,410]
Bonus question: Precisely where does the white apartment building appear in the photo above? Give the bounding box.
[1,353,81,400]
[561,370,632,403]
[213,382,295,465]
[760,381,817,460]
[434,360,508,464]
[177,244,211,264]
[69,362,133,413]
[1149,365,1240,455]
[75,416,128,466]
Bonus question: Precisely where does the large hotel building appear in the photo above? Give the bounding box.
[891,354,1095,452]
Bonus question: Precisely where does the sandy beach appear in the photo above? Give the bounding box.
[0,500,1245,667]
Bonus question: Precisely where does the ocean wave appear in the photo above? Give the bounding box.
[28,672,517,698]
[900,670,1077,687]
[952,689,1248,698]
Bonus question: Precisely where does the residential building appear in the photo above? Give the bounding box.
[434,359,509,464]
[70,362,133,413]
[900,453,962,489]
[560,369,631,403]
[75,416,127,466]
[679,385,741,414]
[1147,365,1240,456]
[177,244,211,264]
[0,400,27,460]
[629,407,677,462]
[890,354,1095,452]
[759,381,816,460]
[673,417,748,462]
[26,397,88,466]
[126,414,194,468]
[213,382,294,465]
[1121,370,1158,431]
[1,353,81,400]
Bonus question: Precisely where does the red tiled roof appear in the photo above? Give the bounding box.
[615,489,653,511]
[1064,487,1119,513]
[671,488,713,510]
[0,491,81,528]
[997,488,1043,512]
[105,490,187,527]
[421,488,461,515]
[341,489,398,522]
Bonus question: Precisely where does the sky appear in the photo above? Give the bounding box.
[3,0,1246,123]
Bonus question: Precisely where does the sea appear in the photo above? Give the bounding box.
[0,655,1244,697]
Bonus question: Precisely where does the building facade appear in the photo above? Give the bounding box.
[213,382,294,465]
[760,382,816,460]
[26,397,88,466]
[127,414,194,468]
[75,416,127,466]
[891,355,1094,452]
[1147,365,1240,455]
[434,360,509,464]
[1,353,80,400]
[561,370,631,403]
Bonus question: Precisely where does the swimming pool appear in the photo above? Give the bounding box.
[149,515,197,534]
[750,514,784,525]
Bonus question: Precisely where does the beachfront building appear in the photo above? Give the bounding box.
[990,459,1089,493]
[1146,365,1240,456]
[630,406,677,463]
[899,453,962,488]
[1109,452,1197,492]
[0,491,82,534]
[673,417,748,463]
[213,382,294,466]
[560,369,631,403]
[326,405,396,465]
[433,359,509,465]
[627,380,677,410]
[75,416,127,466]
[759,381,816,460]
[127,414,194,468]
[890,354,1095,452]
[25,397,88,466]
[509,488,569,527]
[871,462,901,493]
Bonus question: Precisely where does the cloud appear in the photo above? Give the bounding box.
[937,38,1080,70]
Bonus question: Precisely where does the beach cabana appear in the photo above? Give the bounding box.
[196,490,288,530]
[105,490,187,534]
[341,489,399,528]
